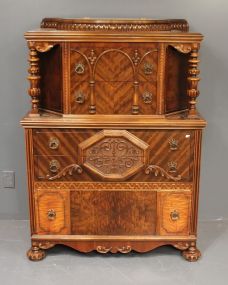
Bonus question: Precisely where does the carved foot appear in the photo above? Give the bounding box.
[182,242,201,262]
[27,246,46,261]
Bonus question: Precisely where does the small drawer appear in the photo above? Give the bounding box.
[157,192,191,235]
[34,190,70,234]
[33,130,78,156]
[146,130,193,181]
[34,155,80,181]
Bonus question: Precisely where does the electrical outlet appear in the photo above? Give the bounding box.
[0,171,15,188]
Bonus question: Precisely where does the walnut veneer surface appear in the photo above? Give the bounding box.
[21,18,206,261]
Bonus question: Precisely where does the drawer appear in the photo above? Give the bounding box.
[32,129,193,182]
[34,155,78,180]
[157,192,191,235]
[33,130,78,156]
[70,42,158,115]
[34,190,70,234]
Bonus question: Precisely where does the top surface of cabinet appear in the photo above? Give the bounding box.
[24,18,203,118]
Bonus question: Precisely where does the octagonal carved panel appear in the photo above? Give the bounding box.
[78,130,149,180]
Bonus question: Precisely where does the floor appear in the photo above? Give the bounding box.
[0,220,227,285]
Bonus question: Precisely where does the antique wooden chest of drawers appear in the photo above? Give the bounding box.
[21,18,206,261]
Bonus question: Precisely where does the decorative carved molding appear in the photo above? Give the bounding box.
[157,43,166,114]
[117,246,132,253]
[145,165,182,181]
[173,242,190,250]
[132,49,140,65]
[32,42,55,53]
[40,18,189,32]
[62,42,70,113]
[96,246,112,253]
[88,49,97,65]
[79,130,149,180]
[47,164,83,181]
[34,181,192,191]
[38,242,55,250]
[96,245,132,254]
[170,43,192,54]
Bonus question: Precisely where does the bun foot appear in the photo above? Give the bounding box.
[27,246,46,261]
[182,242,201,262]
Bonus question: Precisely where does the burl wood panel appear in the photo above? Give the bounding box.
[165,46,189,113]
[70,42,158,115]
[33,129,193,182]
[157,192,191,235]
[70,190,157,235]
[39,45,63,113]
[34,190,70,234]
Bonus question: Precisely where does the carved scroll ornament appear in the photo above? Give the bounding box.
[170,43,192,54]
[145,165,182,181]
[47,164,83,181]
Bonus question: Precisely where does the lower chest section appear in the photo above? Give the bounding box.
[28,128,200,237]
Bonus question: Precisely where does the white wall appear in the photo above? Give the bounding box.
[0,0,227,220]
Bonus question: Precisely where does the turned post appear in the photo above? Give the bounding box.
[27,42,41,116]
[187,44,200,118]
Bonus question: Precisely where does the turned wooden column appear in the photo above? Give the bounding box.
[27,42,41,116]
[187,44,200,118]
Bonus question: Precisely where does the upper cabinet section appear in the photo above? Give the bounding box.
[25,18,203,118]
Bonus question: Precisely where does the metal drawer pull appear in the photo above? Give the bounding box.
[75,92,85,104]
[49,160,60,173]
[47,209,56,220]
[144,62,153,74]
[169,138,179,151]
[168,161,177,173]
[170,210,180,221]
[48,137,60,150]
[75,63,85,74]
[142,91,153,104]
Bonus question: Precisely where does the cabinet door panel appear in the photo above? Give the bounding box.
[71,190,157,235]
[157,192,191,235]
[35,191,70,234]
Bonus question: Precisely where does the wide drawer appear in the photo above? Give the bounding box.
[34,188,191,236]
[33,129,193,182]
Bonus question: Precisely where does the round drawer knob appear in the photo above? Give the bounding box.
[47,209,56,220]
[170,210,180,221]
[49,160,60,173]
[48,137,60,150]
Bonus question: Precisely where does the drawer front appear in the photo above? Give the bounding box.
[71,190,157,235]
[33,129,193,182]
[34,190,70,234]
[157,192,191,235]
[33,130,80,156]
[34,155,76,180]
[70,42,158,115]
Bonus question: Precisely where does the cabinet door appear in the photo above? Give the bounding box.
[157,192,191,235]
[34,191,70,234]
